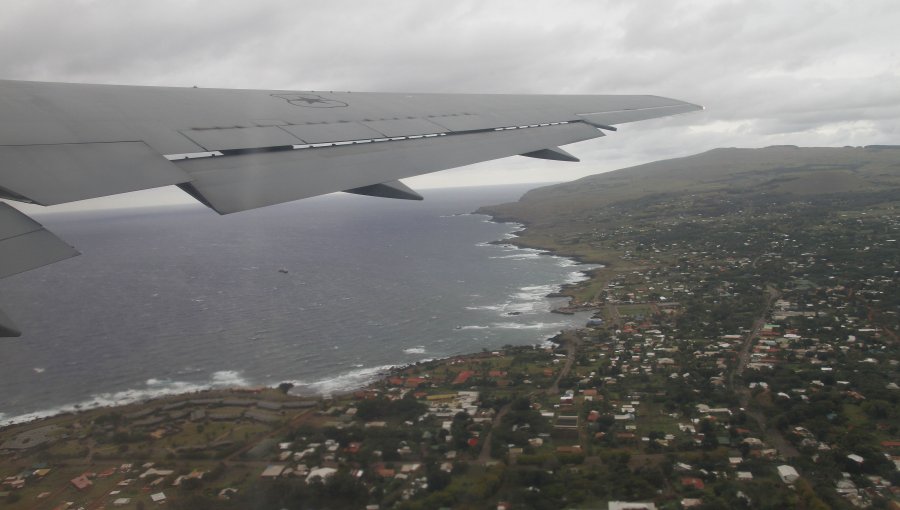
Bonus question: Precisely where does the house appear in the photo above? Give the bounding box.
[139,468,174,479]
[375,467,395,478]
[673,462,693,472]
[404,377,426,388]
[608,502,657,510]
[681,477,705,490]
[70,474,92,491]
[777,465,799,484]
[452,371,475,385]
[260,465,286,478]
[306,467,337,483]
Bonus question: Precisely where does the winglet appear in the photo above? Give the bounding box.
[520,147,580,162]
[343,180,424,201]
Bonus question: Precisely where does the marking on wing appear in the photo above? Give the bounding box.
[271,93,349,108]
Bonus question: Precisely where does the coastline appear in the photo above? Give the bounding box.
[0,214,593,430]
[478,214,606,314]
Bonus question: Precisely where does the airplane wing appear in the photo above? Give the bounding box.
[0,79,702,335]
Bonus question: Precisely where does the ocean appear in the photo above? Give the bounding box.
[0,184,597,425]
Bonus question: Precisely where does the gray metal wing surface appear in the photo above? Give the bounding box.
[0,79,702,335]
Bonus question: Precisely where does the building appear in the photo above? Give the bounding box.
[777,464,799,484]
[306,467,337,483]
[608,502,657,510]
[260,465,286,478]
[70,474,92,491]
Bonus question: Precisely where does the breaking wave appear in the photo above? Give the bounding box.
[490,322,569,330]
[288,364,396,396]
[489,252,542,260]
[0,370,252,427]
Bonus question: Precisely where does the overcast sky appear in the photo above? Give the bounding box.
[3,0,898,209]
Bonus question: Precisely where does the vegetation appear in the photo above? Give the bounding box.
[2,146,898,509]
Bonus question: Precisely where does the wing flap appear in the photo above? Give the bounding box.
[0,141,192,206]
[281,122,386,144]
[0,202,79,279]
[424,114,495,132]
[175,122,603,214]
[180,126,302,151]
[360,118,450,137]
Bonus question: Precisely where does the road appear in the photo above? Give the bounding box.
[730,286,799,459]
[478,331,581,463]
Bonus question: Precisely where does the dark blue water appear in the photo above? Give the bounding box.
[0,185,596,424]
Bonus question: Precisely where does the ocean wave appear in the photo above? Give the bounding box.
[563,267,600,283]
[489,253,542,260]
[403,346,426,354]
[209,370,250,386]
[455,325,489,330]
[289,364,396,396]
[490,321,569,330]
[0,370,252,427]
[564,271,590,284]
[467,281,560,315]
[509,301,546,312]
[466,300,545,315]
[465,304,504,311]
[514,284,559,301]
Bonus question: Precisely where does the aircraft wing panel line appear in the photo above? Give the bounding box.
[173,121,605,214]
[157,121,583,163]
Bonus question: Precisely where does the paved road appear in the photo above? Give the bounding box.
[731,286,799,458]
[478,332,581,463]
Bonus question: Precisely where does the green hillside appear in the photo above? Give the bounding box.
[480,146,900,230]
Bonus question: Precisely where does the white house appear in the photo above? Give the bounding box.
[777,465,799,484]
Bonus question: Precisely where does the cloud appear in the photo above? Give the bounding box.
[1,0,898,191]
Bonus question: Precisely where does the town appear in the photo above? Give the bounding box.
[3,153,899,509]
